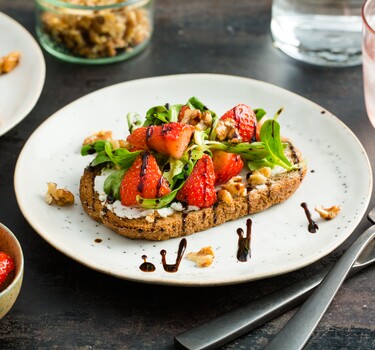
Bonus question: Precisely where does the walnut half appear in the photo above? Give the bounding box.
[314,205,341,220]
[186,246,215,267]
[0,51,21,74]
[45,182,74,206]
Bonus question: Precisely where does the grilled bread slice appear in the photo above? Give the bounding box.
[79,141,306,241]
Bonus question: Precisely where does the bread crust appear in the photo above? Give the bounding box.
[79,143,306,241]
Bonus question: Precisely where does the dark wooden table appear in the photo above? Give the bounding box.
[0,0,374,349]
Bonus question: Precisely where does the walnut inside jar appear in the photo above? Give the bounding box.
[40,0,152,59]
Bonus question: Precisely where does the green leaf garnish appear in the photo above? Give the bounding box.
[81,140,107,155]
[81,141,141,169]
[143,104,183,126]
[259,119,293,170]
[127,112,142,133]
[104,169,126,200]
[206,141,270,160]
[254,108,267,122]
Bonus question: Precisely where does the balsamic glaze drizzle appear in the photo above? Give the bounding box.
[236,218,252,262]
[160,238,187,272]
[138,151,150,193]
[139,255,156,272]
[301,202,319,233]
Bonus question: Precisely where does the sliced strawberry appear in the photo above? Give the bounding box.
[120,152,171,206]
[176,154,216,208]
[146,122,194,159]
[220,104,257,142]
[212,150,244,186]
[126,127,149,150]
[0,252,14,285]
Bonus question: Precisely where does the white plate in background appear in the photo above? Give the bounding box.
[0,12,45,136]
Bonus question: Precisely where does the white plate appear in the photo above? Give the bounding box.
[14,74,372,286]
[0,12,45,136]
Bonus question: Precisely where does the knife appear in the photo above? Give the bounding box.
[174,209,375,350]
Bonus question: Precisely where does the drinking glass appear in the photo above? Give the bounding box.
[271,0,363,67]
[363,0,375,127]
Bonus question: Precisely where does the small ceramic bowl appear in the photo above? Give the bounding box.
[0,223,24,319]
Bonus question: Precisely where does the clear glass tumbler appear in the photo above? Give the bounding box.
[363,0,375,127]
[271,0,362,67]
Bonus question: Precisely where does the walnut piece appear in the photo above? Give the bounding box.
[214,119,242,143]
[0,51,21,74]
[179,107,213,131]
[218,189,233,204]
[45,182,75,206]
[248,167,272,186]
[83,130,128,150]
[186,246,215,268]
[314,205,341,220]
[221,176,247,197]
[83,130,113,145]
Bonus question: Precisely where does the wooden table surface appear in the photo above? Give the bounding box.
[0,0,374,349]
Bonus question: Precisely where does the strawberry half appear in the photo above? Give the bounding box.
[120,152,171,206]
[176,154,217,208]
[0,251,14,285]
[146,122,194,159]
[212,150,244,186]
[126,127,149,150]
[220,103,257,142]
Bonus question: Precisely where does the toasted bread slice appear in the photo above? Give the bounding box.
[79,142,306,241]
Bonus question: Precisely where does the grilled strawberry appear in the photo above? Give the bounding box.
[176,154,216,208]
[212,150,244,185]
[146,122,194,159]
[120,152,171,206]
[126,127,149,150]
[220,104,257,142]
[0,252,14,285]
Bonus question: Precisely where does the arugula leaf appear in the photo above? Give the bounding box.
[127,112,142,133]
[206,141,270,160]
[104,142,142,169]
[136,182,185,209]
[91,152,112,167]
[247,159,276,171]
[254,108,267,122]
[186,96,207,111]
[81,140,107,155]
[103,169,126,200]
[259,119,293,169]
[81,141,141,169]
[163,158,184,186]
[143,104,183,126]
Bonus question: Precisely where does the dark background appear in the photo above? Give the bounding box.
[0,0,374,349]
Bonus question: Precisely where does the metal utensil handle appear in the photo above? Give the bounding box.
[174,233,373,350]
[264,225,375,350]
[174,269,327,350]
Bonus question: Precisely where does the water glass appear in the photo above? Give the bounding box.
[271,0,363,67]
[363,0,375,127]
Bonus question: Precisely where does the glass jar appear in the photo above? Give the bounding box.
[35,0,154,64]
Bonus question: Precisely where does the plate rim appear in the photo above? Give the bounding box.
[0,11,46,136]
[14,73,373,286]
